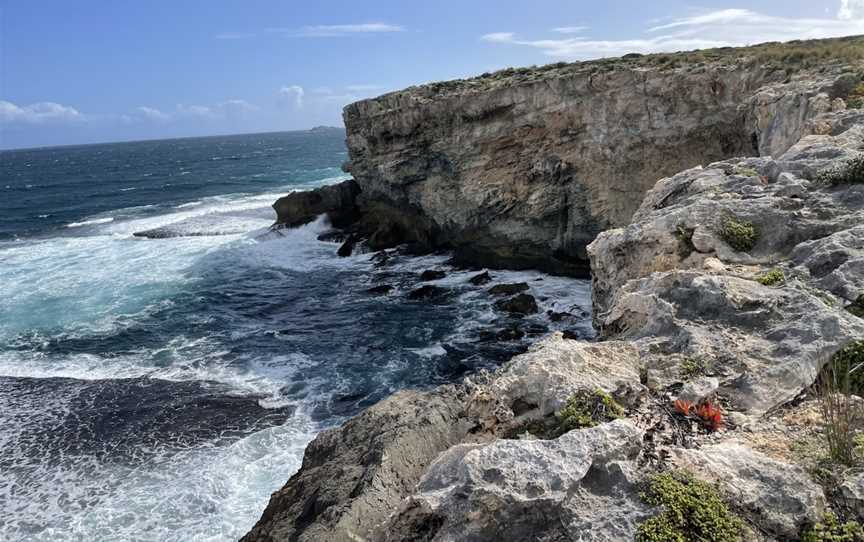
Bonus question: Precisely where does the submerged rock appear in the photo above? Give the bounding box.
[419,269,446,281]
[487,282,529,296]
[494,293,538,315]
[468,271,492,285]
[366,284,393,295]
[408,285,449,301]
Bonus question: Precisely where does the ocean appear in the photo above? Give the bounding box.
[0,130,593,541]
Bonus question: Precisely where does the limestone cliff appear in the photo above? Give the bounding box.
[248,37,864,542]
[341,41,859,274]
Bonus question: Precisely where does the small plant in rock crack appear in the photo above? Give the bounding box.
[556,389,625,434]
[756,268,785,286]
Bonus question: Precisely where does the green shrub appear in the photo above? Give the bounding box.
[556,389,624,433]
[734,166,760,177]
[719,217,758,252]
[636,471,744,542]
[756,268,785,286]
[680,357,709,380]
[817,155,864,186]
[802,513,864,542]
[818,341,864,465]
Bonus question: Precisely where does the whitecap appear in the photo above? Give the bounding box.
[66,217,114,228]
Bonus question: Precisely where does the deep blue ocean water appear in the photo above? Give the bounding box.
[0,130,593,541]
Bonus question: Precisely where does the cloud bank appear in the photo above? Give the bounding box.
[481,6,864,59]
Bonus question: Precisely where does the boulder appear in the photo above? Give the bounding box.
[408,285,449,301]
[420,269,447,281]
[468,271,492,285]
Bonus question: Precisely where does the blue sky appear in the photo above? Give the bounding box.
[2,0,863,149]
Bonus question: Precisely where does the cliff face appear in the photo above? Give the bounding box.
[343,58,855,274]
[247,93,864,542]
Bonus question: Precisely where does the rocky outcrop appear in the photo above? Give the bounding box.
[272,179,360,229]
[342,45,859,274]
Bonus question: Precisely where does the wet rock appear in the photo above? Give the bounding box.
[488,282,529,296]
[419,270,447,281]
[408,285,449,301]
[273,179,361,228]
[562,329,582,340]
[317,230,350,243]
[366,285,393,295]
[494,293,538,315]
[468,271,492,285]
[337,235,357,257]
[547,310,573,322]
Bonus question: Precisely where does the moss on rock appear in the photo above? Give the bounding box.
[719,217,758,252]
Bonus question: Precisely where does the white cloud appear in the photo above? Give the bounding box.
[839,0,864,20]
[552,26,588,34]
[218,99,259,117]
[279,85,305,108]
[176,104,215,119]
[296,22,404,37]
[481,5,864,59]
[136,106,172,122]
[0,100,84,124]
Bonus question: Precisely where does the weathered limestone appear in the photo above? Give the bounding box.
[343,60,855,274]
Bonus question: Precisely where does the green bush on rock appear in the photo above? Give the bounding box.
[756,268,785,286]
[636,471,744,542]
[802,513,864,542]
[719,217,758,252]
[556,389,624,433]
[817,155,864,186]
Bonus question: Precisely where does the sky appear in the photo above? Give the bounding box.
[2,0,864,149]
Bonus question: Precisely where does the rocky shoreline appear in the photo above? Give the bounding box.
[246,37,864,541]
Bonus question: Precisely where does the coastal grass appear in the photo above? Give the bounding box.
[818,341,864,466]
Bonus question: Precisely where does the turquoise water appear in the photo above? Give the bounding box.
[0,130,593,541]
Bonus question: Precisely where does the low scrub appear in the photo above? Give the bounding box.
[556,389,624,433]
[802,512,864,542]
[817,155,864,186]
[756,268,785,286]
[636,471,744,542]
[719,217,758,252]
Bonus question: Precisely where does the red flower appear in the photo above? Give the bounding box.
[695,400,724,432]
[673,399,693,416]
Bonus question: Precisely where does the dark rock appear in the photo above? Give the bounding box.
[337,235,357,257]
[847,295,864,318]
[496,327,525,341]
[408,285,449,301]
[366,285,394,295]
[468,271,492,285]
[419,270,447,281]
[523,323,548,336]
[494,294,538,315]
[547,310,573,322]
[562,329,583,340]
[488,282,529,296]
[273,179,361,228]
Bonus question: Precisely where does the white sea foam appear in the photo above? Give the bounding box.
[66,216,114,228]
